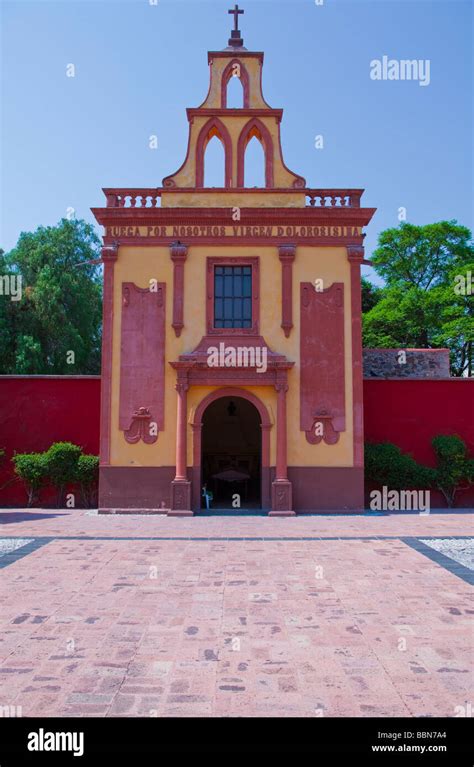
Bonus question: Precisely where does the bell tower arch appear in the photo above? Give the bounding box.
[162,6,305,192]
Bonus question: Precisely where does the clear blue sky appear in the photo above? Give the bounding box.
[1,0,472,284]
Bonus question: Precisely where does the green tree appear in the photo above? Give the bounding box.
[369,221,472,288]
[44,441,82,507]
[365,442,435,490]
[1,219,102,374]
[12,453,47,507]
[429,259,474,376]
[432,435,474,508]
[75,454,99,508]
[0,248,17,372]
[363,221,473,376]
[361,276,383,313]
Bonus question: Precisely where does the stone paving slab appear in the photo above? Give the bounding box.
[0,508,473,539]
[0,525,472,717]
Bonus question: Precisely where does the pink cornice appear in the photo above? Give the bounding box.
[208,51,264,63]
[187,108,283,121]
[169,333,294,387]
[347,244,365,262]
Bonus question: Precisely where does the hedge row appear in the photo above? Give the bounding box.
[365,434,474,508]
[7,435,474,510]
[12,442,99,508]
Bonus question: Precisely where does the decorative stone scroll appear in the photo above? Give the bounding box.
[123,407,157,444]
[300,282,346,444]
[119,282,166,443]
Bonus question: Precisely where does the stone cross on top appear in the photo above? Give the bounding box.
[228,4,244,48]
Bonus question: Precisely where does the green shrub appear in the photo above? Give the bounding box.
[365,442,435,490]
[12,452,47,507]
[75,454,99,508]
[44,442,82,507]
[432,435,474,507]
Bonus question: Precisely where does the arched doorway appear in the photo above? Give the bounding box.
[192,388,272,512]
[201,396,261,509]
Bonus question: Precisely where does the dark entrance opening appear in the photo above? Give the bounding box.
[201,396,261,509]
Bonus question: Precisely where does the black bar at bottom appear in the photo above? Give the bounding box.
[0,717,472,763]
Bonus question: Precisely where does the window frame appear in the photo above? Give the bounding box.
[206,256,260,336]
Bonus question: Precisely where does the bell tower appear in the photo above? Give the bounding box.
[162,5,305,195]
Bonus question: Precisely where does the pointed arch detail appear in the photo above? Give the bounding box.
[237,117,274,188]
[195,116,233,188]
[221,59,250,108]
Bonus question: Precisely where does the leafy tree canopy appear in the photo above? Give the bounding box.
[0,219,102,374]
[361,276,383,314]
[370,220,472,288]
[363,221,473,376]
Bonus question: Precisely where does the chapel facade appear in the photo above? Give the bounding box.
[92,7,376,515]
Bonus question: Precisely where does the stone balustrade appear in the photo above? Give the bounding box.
[103,189,163,208]
[102,188,365,208]
[305,189,363,208]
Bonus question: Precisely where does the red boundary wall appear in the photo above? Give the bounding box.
[0,377,100,507]
[0,376,473,508]
[364,379,474,507]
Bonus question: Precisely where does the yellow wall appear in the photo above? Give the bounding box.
[109,244,353,469]
[161,191,305,208]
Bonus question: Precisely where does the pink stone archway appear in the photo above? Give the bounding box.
[195,116,233,188]
[221,58,250,108]
[191,387,272,511]
[236,117,275,188]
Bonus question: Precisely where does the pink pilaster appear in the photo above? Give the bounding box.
[99,243,118,466]
[270,373,294,515]
[170,242,188,337]
[175,381,188,480]
[169,374,192,515]
[347,245,365,469]
[278,244,296,338]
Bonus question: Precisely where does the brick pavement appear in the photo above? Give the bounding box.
[0,509,472,717]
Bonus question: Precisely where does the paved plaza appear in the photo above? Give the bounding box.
[0,510,472,717]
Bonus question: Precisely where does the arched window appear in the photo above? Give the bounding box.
[226,74,244,108]
[196,117,233,187]
[243,136,265,187]
[221,59,250,108]
[237,118,274,188]
[203,135,226,187]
